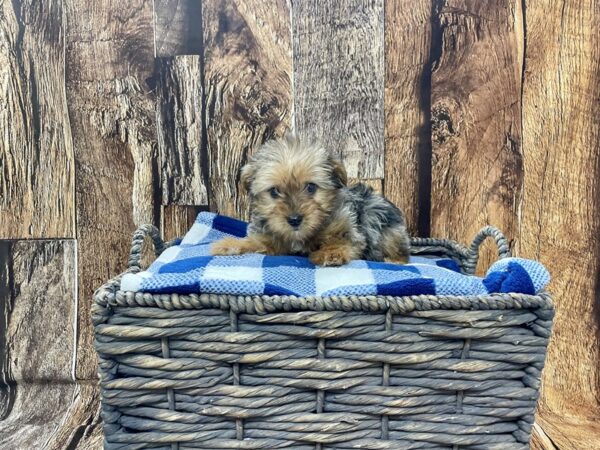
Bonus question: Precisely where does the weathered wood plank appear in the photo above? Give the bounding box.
[153,0,203,56]
[203,0,292,218]
[384,0,431,236]
[0,382,102,450]
[161,205,204,241]
[292,0,385,179]
[0,243,9,418]
[531,412,600,450]
[0,0,74,239]
[0,240,101,449]
[519,1,600,448]
[530,422,558,450]
[0,240,76,384]
[157,56,208,206]
[430,0,523,272]
[65,0,157,379]
[48,382,103,450]
[1,382,77,449]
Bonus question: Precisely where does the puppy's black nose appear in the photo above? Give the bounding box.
[287,214,303,228]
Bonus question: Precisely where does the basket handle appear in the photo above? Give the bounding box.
[463,226,511,274]
[128,224,166,272]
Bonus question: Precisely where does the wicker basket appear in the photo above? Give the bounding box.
[93,225,553,450]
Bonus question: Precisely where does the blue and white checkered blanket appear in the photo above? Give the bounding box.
[121,212,550,297]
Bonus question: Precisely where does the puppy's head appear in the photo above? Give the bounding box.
[241,135,347,242]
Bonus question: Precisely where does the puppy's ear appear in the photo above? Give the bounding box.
[240,162,256,192]
[328,155,348,187]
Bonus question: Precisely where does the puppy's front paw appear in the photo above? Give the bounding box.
[309,246,352,267]
[211,237,246,256]
[384,255,409,265]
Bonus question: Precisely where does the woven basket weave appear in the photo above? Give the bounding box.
[93,226,553,450]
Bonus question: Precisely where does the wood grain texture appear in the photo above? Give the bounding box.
[0,240,101,450]
[292,0,384,179]
[0,240,76,384]
[0,382,102,450]
[430,0,524,272]
[47,382,103,450]
[518,1,600,447]
[65,0,157,379]
[0,0,74,239]
[532,412,600,450]
[153,0,203,56]
[161,205,204,241]
[531,423,558,450]
[157,56,208,205]
[203,0,293,218]
[384,0,431,236]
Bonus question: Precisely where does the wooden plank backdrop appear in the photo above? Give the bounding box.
[1,0,598,448]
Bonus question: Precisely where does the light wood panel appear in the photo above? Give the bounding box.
[202,0,293,218]
[65,0,157,380]
[0,382,102,450]
[292,0,385,180]
[384,0,431,236]
[0,241,76,383]
[519,1,600,448]
[153,0,203,56]
[0,0,74,239]
[0,241,102,449]
[430,0,524,272]
[157,55,208,206]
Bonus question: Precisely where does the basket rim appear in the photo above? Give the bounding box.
[93,271,553,320]
[94,226,551,319]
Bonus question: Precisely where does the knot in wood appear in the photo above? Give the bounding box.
[432,103,459,144]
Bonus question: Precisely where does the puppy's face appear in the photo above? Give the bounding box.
[242,137,347,242]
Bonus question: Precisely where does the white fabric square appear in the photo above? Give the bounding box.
[121,271,152,291]
[155,246,182,264]
[181,222,212,245]
[203,265,263,282]
[315,268,375,296]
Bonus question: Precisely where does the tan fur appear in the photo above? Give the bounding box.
[310,243,358,266]
[306,216,360,265]
[211,236,274,256]
[381,227,410,264]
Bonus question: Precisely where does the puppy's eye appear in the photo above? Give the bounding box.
[269,187,280,199]
[305,183,317,194]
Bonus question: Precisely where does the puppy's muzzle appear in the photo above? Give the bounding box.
[287,214,303,229]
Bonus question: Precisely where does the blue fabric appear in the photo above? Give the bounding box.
[121,212,550,297]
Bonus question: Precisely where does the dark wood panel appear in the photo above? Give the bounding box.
[203,0,292,218]
[153,0,203,56]
[65,0,157,380]
[384,0,431,236]
[0,0,74,239]
[519,1,600,448]
[429,0,524,272]
[292,0,385,179]
[157,56,208,206]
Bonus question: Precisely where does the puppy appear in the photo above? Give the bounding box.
[211,135,410,266]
